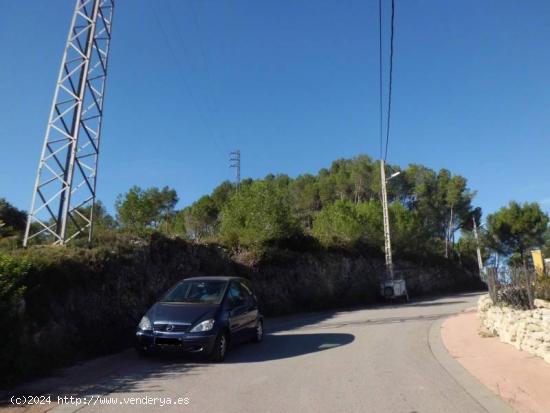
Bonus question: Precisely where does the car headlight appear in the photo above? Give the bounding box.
[190,319,215,333]
[138,316,152,331]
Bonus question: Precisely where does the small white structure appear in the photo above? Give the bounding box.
[380,279,409,300]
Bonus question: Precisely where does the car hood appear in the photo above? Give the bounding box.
[149,302,218,325]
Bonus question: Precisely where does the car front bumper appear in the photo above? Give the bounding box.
[135,330,217,354]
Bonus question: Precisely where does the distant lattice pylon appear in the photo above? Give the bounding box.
[230,150,241,189]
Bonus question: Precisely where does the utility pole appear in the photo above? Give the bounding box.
[472,216,484,277]
[380,159,394,280]
[24,0,115,246]
[229,150,241,189]
[379,161,408,299]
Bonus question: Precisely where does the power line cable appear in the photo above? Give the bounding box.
[378,0,383,160]
[384,0,395,162]
[149,2,224,150]
[165,0,227,150]
[187,0,221,118]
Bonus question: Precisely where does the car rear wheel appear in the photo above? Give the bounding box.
[252,320,263,343]
[210,332,228,362]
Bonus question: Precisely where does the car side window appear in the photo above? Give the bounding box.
[239,281,255,304]
[228,282,245,307]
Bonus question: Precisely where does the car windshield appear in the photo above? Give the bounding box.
[162,280,227,304]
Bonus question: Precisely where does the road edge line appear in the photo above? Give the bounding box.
[428,316,516,413]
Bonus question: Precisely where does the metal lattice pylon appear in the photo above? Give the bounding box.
[24,0,114,246]
[229,150,241,189]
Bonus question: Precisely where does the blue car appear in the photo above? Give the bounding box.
[135,276,263,361]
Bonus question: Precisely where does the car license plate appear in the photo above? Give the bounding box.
[155,337,181,346]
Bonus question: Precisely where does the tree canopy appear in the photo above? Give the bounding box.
[9,153,545,269]
[312,200,381,247]
[0,198,26,237]
[485,201,549,264]
[219,181,298,249]
[115,186,178,232]
[178,156,480,259]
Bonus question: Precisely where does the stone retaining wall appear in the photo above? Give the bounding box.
[477,294,550,364]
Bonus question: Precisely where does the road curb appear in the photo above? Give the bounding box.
[428,315,516,413]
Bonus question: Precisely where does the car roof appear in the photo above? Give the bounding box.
[182,276,244,282]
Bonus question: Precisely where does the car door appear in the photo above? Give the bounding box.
[226,281,249,341]
[239,280,259,333]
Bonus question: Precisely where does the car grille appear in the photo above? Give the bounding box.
[153,323,191,333]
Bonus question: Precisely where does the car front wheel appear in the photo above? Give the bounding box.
[210,332,228,362]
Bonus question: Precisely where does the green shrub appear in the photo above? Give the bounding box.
[0,253,29,318]
[0,254,31,386]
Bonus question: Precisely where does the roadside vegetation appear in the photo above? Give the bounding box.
[2,155,549,297]
[483,201,550,308]
[2,155,549,304]
[84,155,484,260]
[1,154,548,386]
[2,155,492,259]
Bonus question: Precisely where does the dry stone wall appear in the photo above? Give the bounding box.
[478,294,550,364]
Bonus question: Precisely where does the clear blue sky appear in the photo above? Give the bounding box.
[1,0,549,218]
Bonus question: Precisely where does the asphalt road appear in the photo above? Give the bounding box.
[21,293,492,413]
